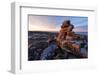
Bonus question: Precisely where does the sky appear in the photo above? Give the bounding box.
[28,15,88,32]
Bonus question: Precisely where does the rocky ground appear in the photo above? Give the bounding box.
[28,31,88,61]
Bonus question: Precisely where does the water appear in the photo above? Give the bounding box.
[75,32,88,36]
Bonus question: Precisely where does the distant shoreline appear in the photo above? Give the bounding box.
[28,31,87,33]
[28,31,87,35]
[75,32,88,35]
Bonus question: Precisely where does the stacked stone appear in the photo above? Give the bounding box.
[56,20,87,58]
[56,20,74,47]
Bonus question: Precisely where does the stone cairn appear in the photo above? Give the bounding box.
[56,20,86,58]
[56,20,74,47]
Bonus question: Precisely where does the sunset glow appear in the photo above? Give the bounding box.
[28,15,88,32]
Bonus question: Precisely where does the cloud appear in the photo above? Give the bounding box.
[29,15,57,31]
[73,26,88,32]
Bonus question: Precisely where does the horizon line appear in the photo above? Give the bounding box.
[28,30,87,33]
